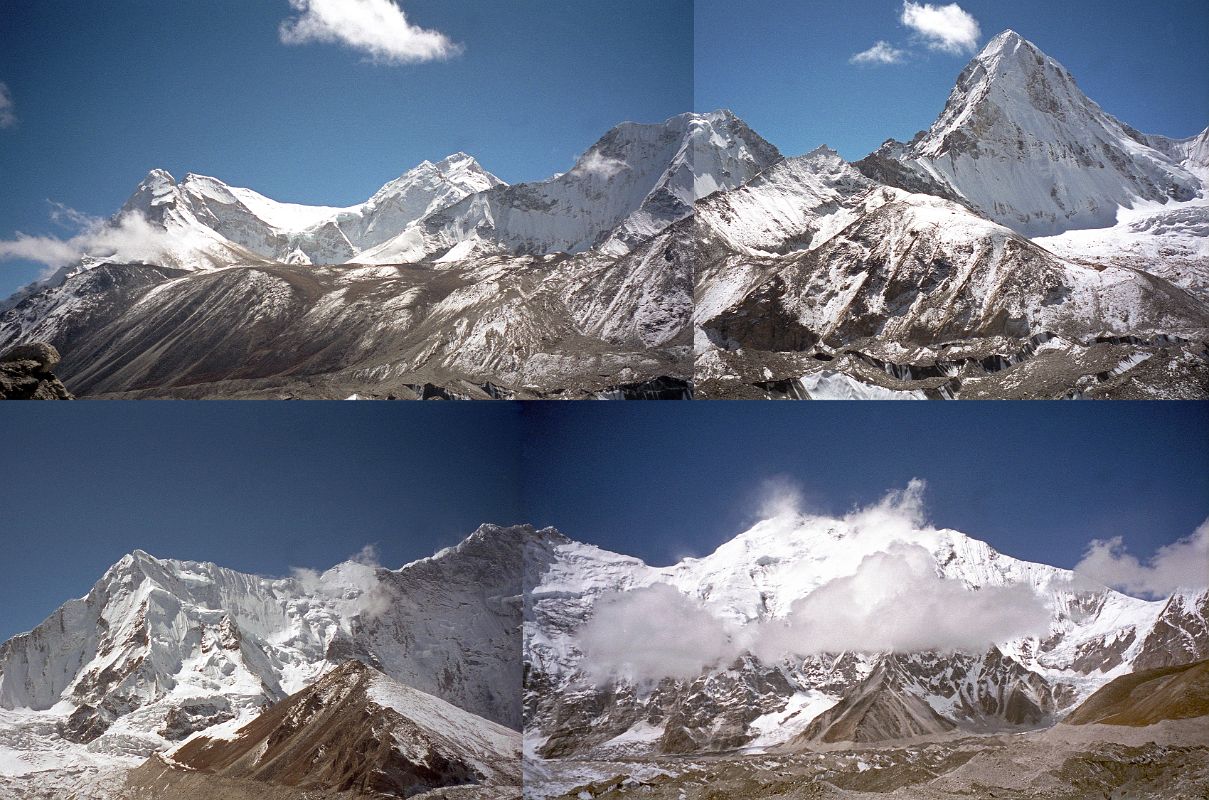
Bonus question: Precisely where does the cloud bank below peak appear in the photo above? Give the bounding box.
[577,481,1053,684]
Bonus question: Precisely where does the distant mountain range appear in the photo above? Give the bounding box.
[523,514,1208,759]
[1,518,1204,797]
[2,30,1207,398]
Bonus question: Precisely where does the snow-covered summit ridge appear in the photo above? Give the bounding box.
[527,483,1170,683]
[353,109,783,264]
[524,493,1207,757]
[0,524,525,761]
[860,29,1204,237]
[116,154,504,267]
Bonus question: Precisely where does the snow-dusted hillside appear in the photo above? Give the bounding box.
[161,661,520,797]
[858,30,1202,237]
[524,500,1203,758]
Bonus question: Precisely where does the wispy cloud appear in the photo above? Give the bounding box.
[279,0,463,65]
[0,83,16,129]
[578,584,741,684]
[290,544,396,622]
[850,41,907,65]
[1075,519,1209,598]
[574,149,628,179]
[0,204,175,277]
[900,1,981,55]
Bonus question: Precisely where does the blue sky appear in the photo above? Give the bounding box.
[0,404,525,640]
[0,402,1206,640]
[522,402,1209,574]
[695,0,1209,160]
[0,0,691,296]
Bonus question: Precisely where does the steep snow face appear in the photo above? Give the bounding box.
[356,110,783,264]
[129,155,504,267]
[1146,126,1209,182]
[860,31,1202,236]
[691,146,876,256]
[0,525,523,768]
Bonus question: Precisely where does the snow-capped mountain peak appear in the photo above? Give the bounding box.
[353,110,783,264]
[523,515,1196,757]
[102,154,506,269]
[0,526,523,772]
[858,30,1203,237]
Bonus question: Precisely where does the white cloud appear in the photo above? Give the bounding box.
[290,544,396,623]
[279,0,462,65]
[752,543,1052,659]
[843,477,930,541]
[0,209,179,277]
[0,83,15,128]
[900,1,981,55]
[577,584,741,685]
[755,474,808,519]
[1075,519,1209,598]
[851,41,907,65]
[575,150,628,179]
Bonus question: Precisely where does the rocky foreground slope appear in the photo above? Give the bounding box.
[155,661,520,798]
[0,343,72,399]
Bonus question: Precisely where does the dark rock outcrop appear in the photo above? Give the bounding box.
[0,342,72,399]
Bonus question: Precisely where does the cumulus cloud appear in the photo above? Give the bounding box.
[577,584,741,685]
[850,41,907,65]
[752,543,1052,659]
[0,208,179,278]
[900,1,981,54]
[1075,519,1209,598]
[579,481,1056,684]
[290,544,396,623]
[279,0,462,65]
[0,83,15,128]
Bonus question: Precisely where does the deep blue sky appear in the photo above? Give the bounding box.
[695,0,1209,161]
[0,0,692,296]
[0,404,525,640]
[1,402,1207,640]
[521,403,1209,572]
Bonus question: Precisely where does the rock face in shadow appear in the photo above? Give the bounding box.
[1065,659,1209,726]
[0,343,72,399]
